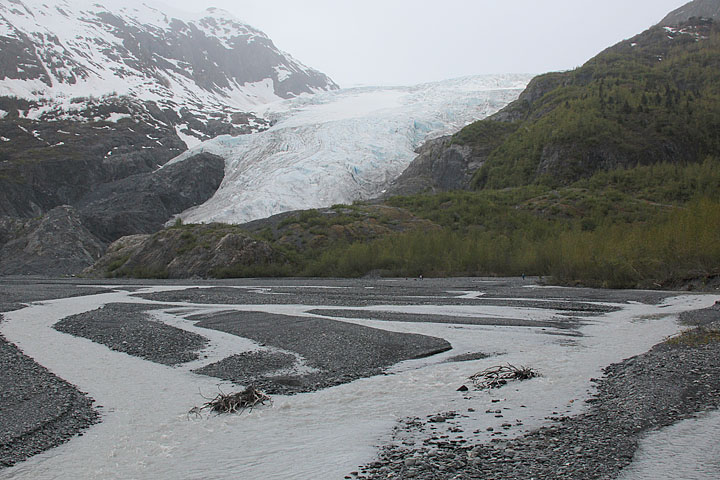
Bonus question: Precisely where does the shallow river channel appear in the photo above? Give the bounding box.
[1,277,718,479]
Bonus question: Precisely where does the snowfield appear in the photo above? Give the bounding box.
[169,74,532,225]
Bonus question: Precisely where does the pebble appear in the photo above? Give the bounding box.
[0,331,99,468]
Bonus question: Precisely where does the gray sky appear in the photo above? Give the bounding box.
[164,0,691,87]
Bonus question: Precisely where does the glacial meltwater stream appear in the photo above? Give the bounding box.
[0,280,718,479]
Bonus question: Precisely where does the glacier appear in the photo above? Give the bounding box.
[169,74,532,225]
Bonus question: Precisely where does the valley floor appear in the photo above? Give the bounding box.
[0,277,718,479]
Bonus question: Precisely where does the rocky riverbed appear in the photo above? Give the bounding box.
[0,277,717,479]
[352,304,720,480]
[54,303,209,366]
[0,322,99,468]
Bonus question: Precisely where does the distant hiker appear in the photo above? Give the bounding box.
[522,273,526,280]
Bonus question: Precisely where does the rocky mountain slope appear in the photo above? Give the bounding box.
[0,0,339,274]
[0,0,336,117]
[0,151,224,275]
[388,0,720,194]
[661,0,720,25]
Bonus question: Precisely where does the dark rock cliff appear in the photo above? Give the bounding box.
[77,152,225,243]
[0,101,185,217]
[0,152,225,275]
[0,205,105,275]
[383,138,476,196]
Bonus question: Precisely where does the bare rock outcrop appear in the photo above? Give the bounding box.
[0,205,104,275]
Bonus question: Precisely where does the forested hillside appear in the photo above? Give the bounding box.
[465,18,720,188]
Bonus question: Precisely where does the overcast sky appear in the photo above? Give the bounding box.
[163,0,690,87]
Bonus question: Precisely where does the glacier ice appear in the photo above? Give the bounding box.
[170,74,532,225]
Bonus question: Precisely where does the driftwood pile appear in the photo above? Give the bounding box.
[190,386,271,418]
[469,364,540,390]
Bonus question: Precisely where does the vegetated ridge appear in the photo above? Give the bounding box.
[390,3,720,194]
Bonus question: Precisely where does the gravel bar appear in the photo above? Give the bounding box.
[308,308,582,330]
[134,279,666,309]
[0,323,99,469]
[193,351,297,385]
[192,310,452,394]
[54,303,209,365]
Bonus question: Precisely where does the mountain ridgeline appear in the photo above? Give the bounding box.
[661,0,720,25]
[473,17,720,189]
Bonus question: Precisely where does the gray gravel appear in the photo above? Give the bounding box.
[445,352,490,363]
[351,305,720,480]
[193,351,297,387]
[0,321,98,469]
[54,303,209,365]
[133,277,663,308]
[308,308,582,329]
[0,278,111,313]
[191,310,452,395]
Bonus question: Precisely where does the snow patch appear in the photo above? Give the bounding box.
[241,78,283,105]
[274,65,292,82]
[105,112,132,123]
[175,124,203,149]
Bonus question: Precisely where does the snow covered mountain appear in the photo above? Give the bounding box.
[0,0,342,273]
[0,0,338,143]
[169,74,532,225]
[0,0,340,219]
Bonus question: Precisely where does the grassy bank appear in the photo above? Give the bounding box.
[299,198,720,288]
